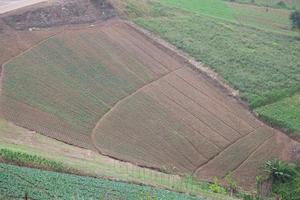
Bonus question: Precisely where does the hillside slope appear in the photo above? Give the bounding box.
[1,18,299,189]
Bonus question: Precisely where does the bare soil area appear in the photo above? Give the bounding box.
[0,0,115,30]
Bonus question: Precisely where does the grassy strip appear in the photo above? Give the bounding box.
[0,148,65,172]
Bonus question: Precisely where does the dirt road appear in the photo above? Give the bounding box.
[0,0,48,14]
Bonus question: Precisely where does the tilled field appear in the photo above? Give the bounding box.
[1,20,299,188]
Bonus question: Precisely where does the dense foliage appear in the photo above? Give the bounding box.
[264,160,300,200]
[290,10,300,30]
[0,163,202,200]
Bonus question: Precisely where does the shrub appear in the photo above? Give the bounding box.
[209,177,226,194]
[225,172,238,194]
[290,10,300,35]
[264,159,296,183]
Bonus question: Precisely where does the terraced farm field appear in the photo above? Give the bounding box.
[1,20,299,188]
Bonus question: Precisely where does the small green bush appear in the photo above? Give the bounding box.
[209,177,227,194]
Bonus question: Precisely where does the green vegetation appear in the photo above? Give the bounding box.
[122,0,300,135]
[0,148,64,172]
[224,0,300,10]
[160,0,236,21]
[0,119,239,200]
[263,159,300,200]
[255,93,300,134]
[227,2,292,34]
[0,163,203,200]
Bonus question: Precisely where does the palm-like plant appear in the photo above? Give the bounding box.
[264,159,296,183]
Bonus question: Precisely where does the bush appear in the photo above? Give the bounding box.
[209,177,227,194]
[264,159,296,183]
[290,10,300,33]
[225,172,238,194]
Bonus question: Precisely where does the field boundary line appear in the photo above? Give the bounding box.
[90,67,183,154]
[1,30,64,70]
[230,134,275,177]
[150,83,231,147]
[173,73,256,130]
[111,25,174,72]
[124,20,240,98]
[163,79,243,137]
[192,127,261,175]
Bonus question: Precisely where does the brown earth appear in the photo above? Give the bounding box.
[0,2,299,190]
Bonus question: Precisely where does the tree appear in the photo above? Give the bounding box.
[290,10,300,35]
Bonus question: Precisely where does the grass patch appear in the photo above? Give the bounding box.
[0,148,64,172]
[255,93,300,135]
[224,0,300,10]
[160,0,236,21]
[227,2,293,34]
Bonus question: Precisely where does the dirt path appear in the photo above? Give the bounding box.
[0,0,48,14]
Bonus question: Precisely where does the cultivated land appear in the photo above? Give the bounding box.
[224,0,300,9]
[0,163,202,200]
[0,0,300,197]
[1,18,299,189]
[130,0,300,135]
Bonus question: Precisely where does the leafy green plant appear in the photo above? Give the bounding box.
[264,159,296,183]
[267,161,300,200]
[0,163,201,200]
[225,172,238,194]
[209,177,227,194]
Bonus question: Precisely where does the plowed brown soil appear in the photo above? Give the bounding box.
[1,19,299,190]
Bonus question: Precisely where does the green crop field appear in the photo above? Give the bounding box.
[224,0,300,9]
[255,93,300,135]
[123,0,300,135]
[0,163,202,200]
[0,26,166,148]
[227,1,292,34]
[160,0,236,21]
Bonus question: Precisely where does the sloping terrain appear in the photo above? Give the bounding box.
[1,19,299,189]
